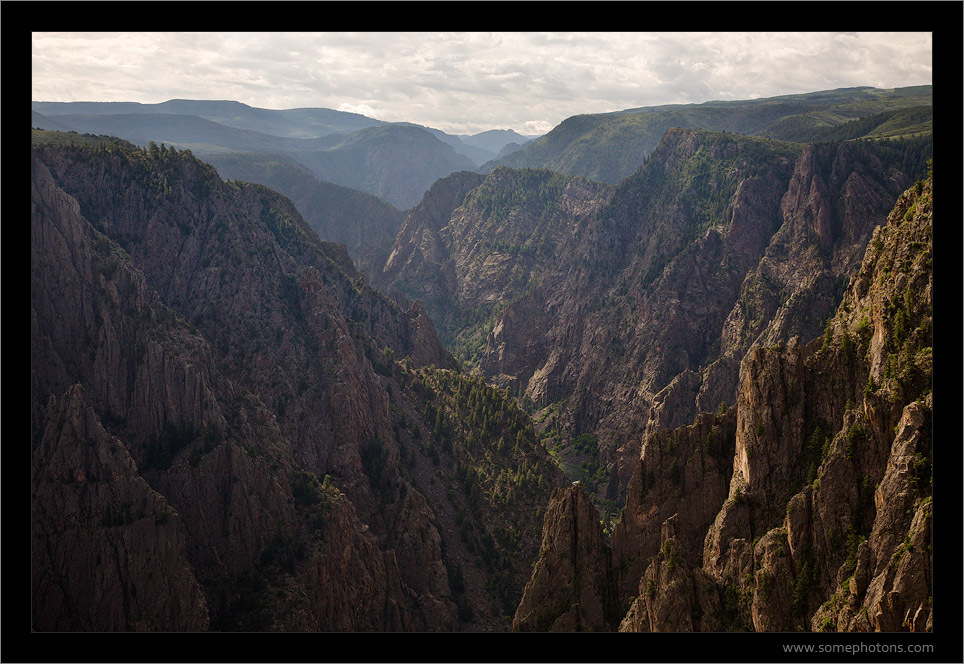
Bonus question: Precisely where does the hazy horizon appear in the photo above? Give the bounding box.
[32,32,933,136]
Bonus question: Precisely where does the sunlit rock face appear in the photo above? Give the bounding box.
[515,173,932,634]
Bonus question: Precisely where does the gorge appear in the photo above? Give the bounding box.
[30,85,937,650]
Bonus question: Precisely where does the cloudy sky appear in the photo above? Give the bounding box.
[32,32,932,136]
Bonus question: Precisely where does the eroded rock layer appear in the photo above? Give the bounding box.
[514,172,933,633]
[380,129,925,510]
[31,135,564,632]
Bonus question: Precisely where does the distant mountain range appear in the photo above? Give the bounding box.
[32,98,542,148]
[32,87,929,270]
[31,100,539,217]
[32,99,385,137]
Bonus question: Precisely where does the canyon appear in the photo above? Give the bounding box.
[30,85,935,642]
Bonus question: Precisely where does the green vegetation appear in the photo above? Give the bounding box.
[291,470,341,540]
[704,420,735,465]
[844,418,866,461]
[399,364,558,617]
[623,131,799,245]
[892,533,914,563]
[662,539,682,572]
[31,128,122,149]
[840,329,855,364]
[801,420,831,486]
[721,581,753,631]
[359,438,394,502]
[866,134,933,182]
[256,196,310,248]
[34,134,224,239]
[791,551,816,619]
[753,416,764,439]
[758,569,773,599]
[543,430,609,499]
[761,106,932,143]
[843,527,866,577]
[462,168,571,224]
[912,451,932,496]
[447,298,513,371]
[873,177,933,403]
[490,86,931,185]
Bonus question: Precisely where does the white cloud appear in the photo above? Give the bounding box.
[338,102,381,118]
[32,32,933,136]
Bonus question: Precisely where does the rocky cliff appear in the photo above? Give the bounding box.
[513,171,933,633]
[512,483,618,632]
[197,150,405,279]
[31,133,564,632]
[506,132,923,508]
[382,127,922,511]
[377,166,613,367]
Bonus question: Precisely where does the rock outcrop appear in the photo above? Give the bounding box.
[198,151,406,278]
[513,483,618,632]
[513,171,933,633]
[379,128,924,512]
[377,167,612,365]
[611,406,737,605]
[32,385,210,632]
[30,134,564,632]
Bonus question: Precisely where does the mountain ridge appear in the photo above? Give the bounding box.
[29,79,938,639]
[380,126,928,513]
[482,85,932,185]
[32,99,538,165]
[515,168,933,633]
[31,134,564,632]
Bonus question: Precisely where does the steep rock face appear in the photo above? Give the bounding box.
[378,129,923,515]
[31,149,430,631]
[482,132,792,493]
[618,516,724,632]
[515,172,932,634]
[198,151,405,278]
[811,395,932,633]
[480,131,918,507]
[803,177,933,633]
[687,141,911,422]
[403,368,567,626]
[512,484,618,632]
[32,385,209,632]
[377,170,487,336]
[729,338,810,525]
[611,407,737,606]
[31,135,561,632]
[671,174,931,632]
[379,167,614,366]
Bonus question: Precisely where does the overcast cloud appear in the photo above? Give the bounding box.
[31,32,933,136]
